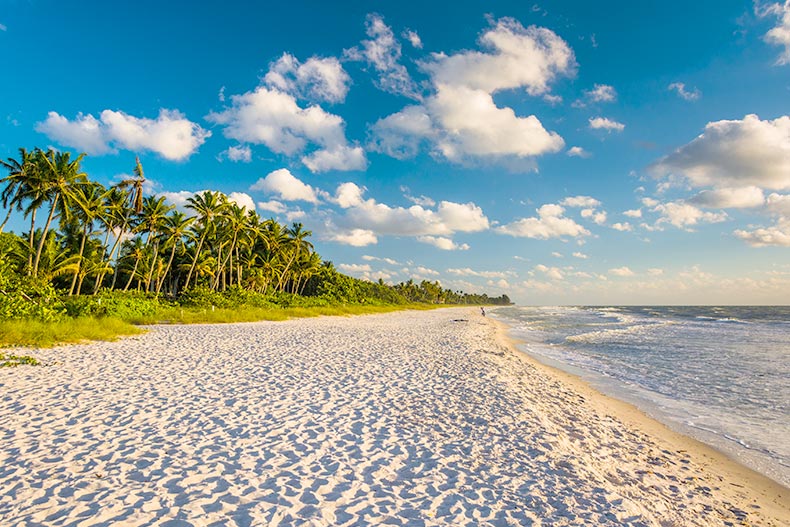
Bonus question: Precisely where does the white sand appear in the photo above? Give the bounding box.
[1,308,787,526]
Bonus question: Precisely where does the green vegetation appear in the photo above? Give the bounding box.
[0,147,512,354]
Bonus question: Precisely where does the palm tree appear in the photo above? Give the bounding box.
[65,182,108,295]
[156,210,194,294]
[136,195,174,292]
[213,203,248,290]
[0,147,37,234]
[31,149,88,278]
[277,222,313,292]
[184,191,227,290]
[121,237,147,291]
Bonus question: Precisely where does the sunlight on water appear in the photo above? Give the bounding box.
[494,306,790,487]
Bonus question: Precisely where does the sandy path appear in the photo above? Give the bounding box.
[1,309,787,526]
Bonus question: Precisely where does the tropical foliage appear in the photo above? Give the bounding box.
[0,148,512,325]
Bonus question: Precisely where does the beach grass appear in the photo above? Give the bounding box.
[0,317,144,349]
[0,303,444,350]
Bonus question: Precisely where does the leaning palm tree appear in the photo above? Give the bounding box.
[65,182,108,295]
[31,149,88,278]
[0,147,37,234]
[277,222,313,292]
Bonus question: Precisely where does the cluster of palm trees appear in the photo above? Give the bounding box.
[1,148,323,296]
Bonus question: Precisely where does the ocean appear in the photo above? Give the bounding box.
[492,306,790,487]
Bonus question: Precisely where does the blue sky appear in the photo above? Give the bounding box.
[2,0,789,304]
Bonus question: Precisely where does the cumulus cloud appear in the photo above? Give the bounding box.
[561,196,601,208]
[534,264,564,280]
[734,217,790,246]
[584,84,617,102]
[333,182,366,208]
[588,116,625,132]
[206,86,365,172]
[257,200,288,214]
[572,251,588,259]
[651,200,728,230]
[250,168,322,203]
[328,228,378,246]
[264,53,351,103]
[668,82,701,101]
[689,186,765,208]
[221,145,252,163]
[403,29,423,49]
[36,109,210,160]
[497,203,590,239]
[338,263,372,273]
[581,208,607,224]
[609,266,635,277]
[416,235,470,250]
[766,192,790,215]
[363,255,400,265]
[623,209,642,218]
[342,199,489,237]
[447,267,512,279]
[370,17,573,168]
[758,1,790,65]
[227,192,255,211]
[344,14,420,99]
[611,222,632,231]
[567,146,590,158]
[650,115,790,190]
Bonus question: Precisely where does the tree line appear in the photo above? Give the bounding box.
[0,147,512,306]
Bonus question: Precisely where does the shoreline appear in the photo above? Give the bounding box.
[487,311,790,522]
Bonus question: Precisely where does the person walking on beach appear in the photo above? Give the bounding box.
[481,307,486,317]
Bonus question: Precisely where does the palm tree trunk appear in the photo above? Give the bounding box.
[26,208,37,274]
[156,243,179,295]
[0,206,14,233]
[33,192,60,278]
[123,258,140,292]
[69,227,88,295]
[184,233,206,290]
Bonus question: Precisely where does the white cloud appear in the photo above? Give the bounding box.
[250,168,321,203]
[623,209,642,218]
[560,195,601,208]
[338,263,372,273]
[642,197,660,207]
[543,94,563,105]
[161,190,197,209]
[589,116,625,132]
[584,84,617,102]
[342,199,489,237]
[363,255,400,265]
[227,192,255,211]
[611,222,632,231]
[498,203,590,239]
[650,114,790,190]
[36,109,210,160]
[370,17,573,168]
[758,1,790,65]
[734,217,790,246]
[652,200,728,230]
[551,251,563,258]
[422,18,575,95]
[302,145,367,172]
[609,266,635,277]
[344,14,420,99]
[766,192,790,215]
[567,146,590,158]
[221,145,252,163]
[403,29,423,49]
[369,105,435,159]
[426,84,564,163]
[416,236,470,250]
[334,182,366,209]
[648,268,664,276]
[264,53,351,103]
[534,264,564,280]
[689,186,765,208]
[447,267,512,279]
[668,82,701,101]
[257,200,288,214]
[328,229,378,247]
[572,251,588,259]
[206,86,365,172]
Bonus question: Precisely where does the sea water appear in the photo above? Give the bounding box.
[492,306,790,487]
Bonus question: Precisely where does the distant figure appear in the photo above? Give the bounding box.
[481,307,486,317]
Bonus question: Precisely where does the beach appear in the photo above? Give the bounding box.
[1,308,787,526]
